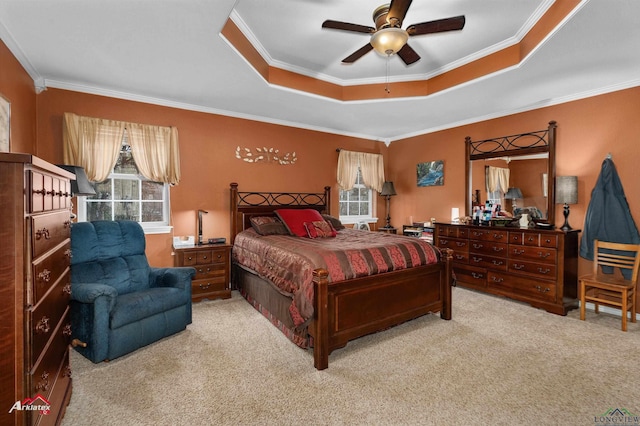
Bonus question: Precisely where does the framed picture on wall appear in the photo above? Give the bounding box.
[0,93,9,152]
[417,160,444,187]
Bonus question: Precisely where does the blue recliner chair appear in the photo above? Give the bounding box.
[70,220,195,363]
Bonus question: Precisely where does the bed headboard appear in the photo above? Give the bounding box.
[230,182,331,244]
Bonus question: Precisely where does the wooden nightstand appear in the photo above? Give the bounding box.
[174,244,232,302]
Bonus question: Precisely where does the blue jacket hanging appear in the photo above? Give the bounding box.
[579,157,640,278]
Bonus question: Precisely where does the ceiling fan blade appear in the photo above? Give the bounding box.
[397,44,420,65]
[387,0,413,27]
[407,15,466,36]
[342,44,374,63]
[322,20,375,34]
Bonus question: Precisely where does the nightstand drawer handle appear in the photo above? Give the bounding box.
[492,260,504,266]
[538,252,551,258]
[493,233,504,239]
[35,316,50,334]
[455,254,464,260]
[513,264,525,270]
[63,283,72,295]
[216,254,223,258]
[471,272,484,279]
[513,249,525,255]
[199,283,211,290]
[63,323,72,337]
[202,255,208,260]
[472,257,483,263]
[491,276,504,283]
[536,285,551,293]
[473,243,483,249]
[537,267,551,274]
[492,247,504,252]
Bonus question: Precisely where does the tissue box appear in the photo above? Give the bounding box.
[173,236,195,248]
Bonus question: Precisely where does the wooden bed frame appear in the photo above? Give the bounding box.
[230,183,453,370]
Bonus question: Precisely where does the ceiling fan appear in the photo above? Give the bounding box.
[322,0,465,65]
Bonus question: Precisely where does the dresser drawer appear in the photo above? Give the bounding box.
[197,248,228,265]
[436,225,467,238]
[509,245,556,264]
[29,170,71,213]
[451,251,469,264]
[33,348,71,426]
[30,308,71,401]
[469,240,507,256]
[469,253,508,271]
[437,237,468,252]
[194,263,227,279]
[509,259,557,279]
[192,277,228,296]
[32,241,71,305]
[469,228,508,242]
[30,271,71,365]
[487,271,557,302]
[453,265,487,288]
[31,211,71,259]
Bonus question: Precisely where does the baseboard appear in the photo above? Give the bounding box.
[583,302,627,317]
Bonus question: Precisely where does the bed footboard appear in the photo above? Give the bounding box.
[311,248,453,370]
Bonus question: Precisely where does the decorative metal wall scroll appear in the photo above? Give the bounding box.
[235,146,298,165]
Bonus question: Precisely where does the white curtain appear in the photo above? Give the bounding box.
[486,166,510,194]
[63,113,125,182]
[127,123,181,185]
[337,150,385,193]
[63,113,182,184]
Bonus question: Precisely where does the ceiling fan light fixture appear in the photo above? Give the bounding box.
[370,27,408,56]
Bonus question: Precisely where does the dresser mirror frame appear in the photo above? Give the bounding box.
[465,121,556,225]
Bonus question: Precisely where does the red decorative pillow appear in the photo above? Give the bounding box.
[275,209,324,237]
[249,216,289,236]
[304,220,337,239]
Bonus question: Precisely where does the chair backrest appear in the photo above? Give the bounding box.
[71,220,151,294]
[592,239,640,283]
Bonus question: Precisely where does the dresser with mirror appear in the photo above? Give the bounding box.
[435,122,580,315]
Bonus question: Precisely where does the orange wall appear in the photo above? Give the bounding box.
[34,88,388,266]
[387,87,640,280]
[0,40,36,153]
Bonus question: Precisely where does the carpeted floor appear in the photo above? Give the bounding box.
[61,287,640,426]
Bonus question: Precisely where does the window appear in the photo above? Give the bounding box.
[339,168,375,224]
[78,136,171,234]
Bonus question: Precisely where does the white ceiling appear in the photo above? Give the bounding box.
[1,0,639,143]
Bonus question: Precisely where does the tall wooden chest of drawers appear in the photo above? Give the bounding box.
[435,223,580,315]
[0,154,74,426]
[174,244,232,302]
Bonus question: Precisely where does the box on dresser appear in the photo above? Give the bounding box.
[435,222,579,315]
[0,153,74,426]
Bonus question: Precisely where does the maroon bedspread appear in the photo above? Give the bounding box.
[232,228,440,327]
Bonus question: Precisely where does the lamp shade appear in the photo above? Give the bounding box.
[380,181,397,196]
[370,27,409,56]
[56,165,97,196]
[504,187,523,200]
[556,176,578,205]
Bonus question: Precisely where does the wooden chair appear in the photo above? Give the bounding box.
[579,240,640,331]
